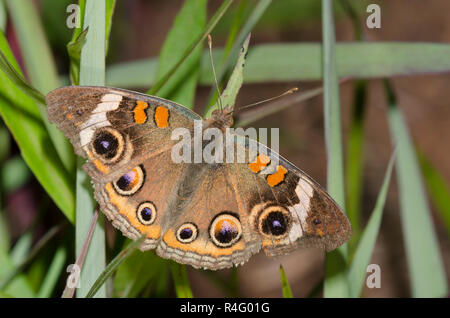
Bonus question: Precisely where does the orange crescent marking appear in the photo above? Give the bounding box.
[105,183,161,239]
[162,229,245,256]
[93,159,110,174]
[267,165,287,187]
[154,106,169,128]
[248,154,271,173]
[133,101,149,124]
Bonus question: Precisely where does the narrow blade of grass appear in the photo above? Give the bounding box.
[385,81,448,297]
[152,0,207,106]
[207,0,270,106]
[207,0,271,106]
[0,222,65,293]
[67,27,89,86]
[221,0,248,66]
[418,151,450,236]
[105,0,116,54]
[345,80,367,246]
[0,0,6,31]
[169,261,193,298]
[204,34,250,117]
[205,0,247,108]
[75,0,107,298]
[62,210,98,298]
[37,246,67,298]
[0,50,45,104]
[0,31,75,222]
[114,249,168,298]
[279,265,293,298]
[10,232,32,266]
[68,0,114,86]
[6,0,75,172]
[86,235,146,298]
[0,209,9,253]
[104,43,450,88]
[348,151,396,297]
[147,0,233,96]
[0,248,34,297]
[321,0,349,298]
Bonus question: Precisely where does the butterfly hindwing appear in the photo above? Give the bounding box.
[230,135,352,256]
[156,163,261,270]
[93,149,185,249]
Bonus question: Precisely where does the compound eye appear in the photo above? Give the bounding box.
[92,128,124,163]
[113,165,145,196]
[209,213,242,248]
[258,206,291,238]
[136,202,157,226]
[176,223,198,243]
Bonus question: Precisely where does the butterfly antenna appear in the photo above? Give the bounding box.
[232,87,299,114]
[208,34,223,111]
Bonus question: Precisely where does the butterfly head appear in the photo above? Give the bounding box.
[206,107,234,131]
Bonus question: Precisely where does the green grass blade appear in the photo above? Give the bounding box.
[221,0,270,70]
[10,232,32,265]
[221,0,247,65]
[114,249,168,298]
[67,0,113,86]
[345,80,367,245]
[321,0,349,298]
[6,0,75,172]
[0,222,64,295]
[147,0,233,96]
[0,121,10,161]
[75,0,107,298]
[37,246,67,298]
[204,34,250,117]
[69,0,86,42]
[0,50,46,104]
[104,43,450,88]
[207,0,271,106]
[418,151,450,236]
[0,32,75,222]
[0,248,34,297]
[348,151,396,297]
[152,0,207,107]
[67,27,88,86]
[105,0,116,54]
[0,0,6,32]
[0,210,9,253]
[86,235,146,298]
[205,0,247,108]
[169,261,193,298]
[386,82,448,297]
[279,265,293,298]
[6,0,59,93]
[62,210,98,298]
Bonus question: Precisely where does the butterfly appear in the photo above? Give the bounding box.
[46,86,352,270]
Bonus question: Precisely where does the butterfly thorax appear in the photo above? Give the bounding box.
[203,107,234,131]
